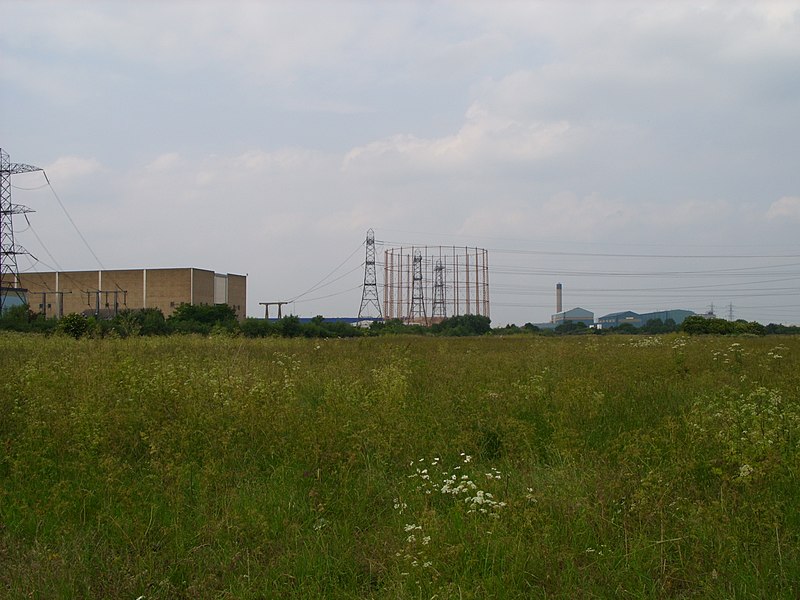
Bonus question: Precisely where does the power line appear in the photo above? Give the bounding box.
[288,242,364,302]
[294,285,363,304]
[43,171,107,272]
[40,171,126,292]
[377,238,800,260]
[375,227,800,250]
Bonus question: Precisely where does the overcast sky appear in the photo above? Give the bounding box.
[2,1,799,325]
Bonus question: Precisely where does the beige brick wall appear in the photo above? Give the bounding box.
[58,271,103,316]
[15,268,245,319]
[191,269,215,307]
[101,270,145,312]
[1,273,19,287]
[17,272,59,316]
[227,273,247,321]
[144,268,192,316]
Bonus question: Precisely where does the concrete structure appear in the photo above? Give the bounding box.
[18,268,246,321]
[556,283,563,313]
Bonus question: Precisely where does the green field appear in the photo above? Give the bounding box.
[1,332,798,598]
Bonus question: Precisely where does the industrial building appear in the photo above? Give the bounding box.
[596,309,696,329]
[530,284,595,329]
[551,307,595,326]
[17,268,246,321]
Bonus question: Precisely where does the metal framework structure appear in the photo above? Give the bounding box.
[383,245,489,323]
[431,259,446,319]
[409,250,427,325]
[358,229,382,319]
[0,148,42,312]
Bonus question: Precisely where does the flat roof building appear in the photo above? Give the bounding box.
[551,307,594,326]
[18,268,246,321]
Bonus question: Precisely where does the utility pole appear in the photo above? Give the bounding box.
[358,228,382,320]
[728,303,735,322]
[1,148,42,312]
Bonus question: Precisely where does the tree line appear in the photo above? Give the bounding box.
[1,303,798,339]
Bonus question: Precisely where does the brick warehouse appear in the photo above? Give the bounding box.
[17,268,246,321]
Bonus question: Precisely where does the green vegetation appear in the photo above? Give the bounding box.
[5,302,800,339]
[1,333,798,598]
[680,315,766,336]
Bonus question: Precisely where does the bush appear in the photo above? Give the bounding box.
[241,318,279,338]
[57,313,89,339]
[167,303,238,334]
[681,316,765,336]
[431,314,492,336]
[0,305,57,334]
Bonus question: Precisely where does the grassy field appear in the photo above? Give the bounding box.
[1,332,798,599]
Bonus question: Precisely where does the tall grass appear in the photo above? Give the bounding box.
[1,332,798,598]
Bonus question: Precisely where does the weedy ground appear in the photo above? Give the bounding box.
[1,333,798,599]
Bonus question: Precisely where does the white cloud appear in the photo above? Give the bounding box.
[145,153,183,172]
[44,156,103,182]
[343,103,579,175]
[766,196,800,221]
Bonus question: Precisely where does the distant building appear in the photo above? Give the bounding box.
[596,311,642,328]
[639,309,695,325]
[597,309,696,329]
[18,268,246,321]
[551,307,594,326]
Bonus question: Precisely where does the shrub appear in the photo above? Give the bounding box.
[57,313,89,339]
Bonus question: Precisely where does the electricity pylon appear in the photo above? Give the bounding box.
[409,249,427,325]
[1,148,42,312]
[358,228,382,320]
[431,258,446,319]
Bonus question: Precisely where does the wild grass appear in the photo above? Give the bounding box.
[1,332,798,598]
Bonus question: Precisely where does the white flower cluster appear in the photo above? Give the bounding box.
[671,336,688,350]
[395,454,509,584]
[712,342,748,365]
[396,523,434,573]
[690,387,800,474]
[585,544,607,556]
[465,489,506,516]
[406,454,506,518]
[629,336,662,348]
[767,345,788,360]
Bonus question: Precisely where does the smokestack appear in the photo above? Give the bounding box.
[556,283,563,313]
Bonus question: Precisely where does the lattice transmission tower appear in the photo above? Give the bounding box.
[1,148,42,313]
[431,259,446,319]
[358,228,382,320]
[409,249,428,325]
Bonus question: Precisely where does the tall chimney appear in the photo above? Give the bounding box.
[556,283,563,313]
